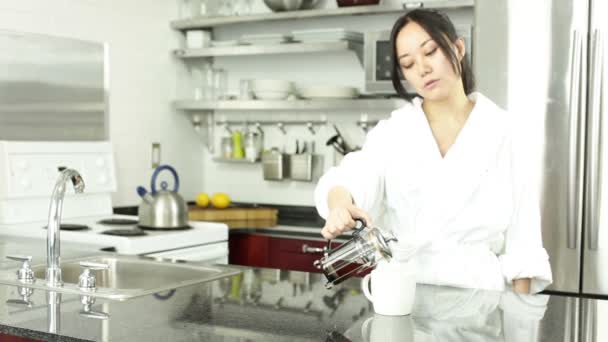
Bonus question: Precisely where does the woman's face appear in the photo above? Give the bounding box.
[395,21,465,101]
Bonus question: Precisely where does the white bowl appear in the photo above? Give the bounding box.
[251,79,293,92]
[253,90,290,100]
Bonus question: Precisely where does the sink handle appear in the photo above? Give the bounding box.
[6,255,32,263]
[6,255,35,284]
[6,298,34,308]
[78,261,109,291]
[80,295,109,320]
[80,309,109,320]
[6,286,35,308]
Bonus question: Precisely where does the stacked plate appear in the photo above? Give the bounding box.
[291,29,363,43]
[239,33,294,45]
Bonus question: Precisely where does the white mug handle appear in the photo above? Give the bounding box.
[360,316,373,342]
[361,273,374,302]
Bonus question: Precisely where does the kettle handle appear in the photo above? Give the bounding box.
[151,165,179,194]
[324,218,366,253]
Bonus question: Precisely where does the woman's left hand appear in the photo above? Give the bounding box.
[512,278,531,294]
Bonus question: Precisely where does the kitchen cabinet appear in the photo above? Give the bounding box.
[268,237,328,273]
[228,233,271,268]
[0,334,38,342]
[229,233,334,273]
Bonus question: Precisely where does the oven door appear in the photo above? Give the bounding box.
[145,242,229,264]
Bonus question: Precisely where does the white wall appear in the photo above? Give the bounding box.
[0,0,205,207]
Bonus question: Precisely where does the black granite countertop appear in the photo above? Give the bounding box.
[0,267,599,341]
[0,239,602,341]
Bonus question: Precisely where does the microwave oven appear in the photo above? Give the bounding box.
[364,26,473,95]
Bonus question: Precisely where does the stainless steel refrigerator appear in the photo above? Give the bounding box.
[475,0,607,296]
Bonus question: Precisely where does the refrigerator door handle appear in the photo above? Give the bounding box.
[564,297,579,342]
[568,30,584,249]
[580,299,597,342]
[587,29,604,251]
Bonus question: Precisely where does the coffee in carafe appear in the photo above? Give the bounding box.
[314,219,398,289]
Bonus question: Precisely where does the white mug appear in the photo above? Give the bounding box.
[361,259,416,316]
[361,314,415,342]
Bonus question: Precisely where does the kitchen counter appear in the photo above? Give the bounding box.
[0,239,599,341]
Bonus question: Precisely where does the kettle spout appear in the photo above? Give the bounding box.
[136,186,154,204]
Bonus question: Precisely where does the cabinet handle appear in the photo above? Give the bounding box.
[302,244,325,254]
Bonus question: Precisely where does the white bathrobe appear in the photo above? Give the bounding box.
[314,92,553,293]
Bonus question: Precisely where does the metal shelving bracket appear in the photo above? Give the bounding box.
[190,111,215,152]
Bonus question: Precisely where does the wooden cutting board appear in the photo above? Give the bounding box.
[188,205,278,229]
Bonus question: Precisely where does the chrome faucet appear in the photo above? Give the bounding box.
[46,168,85,287]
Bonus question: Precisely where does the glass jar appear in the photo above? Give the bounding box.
[220,137,233,159]
[244,132,262,162]
[213,68,228,100]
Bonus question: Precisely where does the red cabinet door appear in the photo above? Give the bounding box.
[228,233,271,268]
[0,334,41,342]
[229,233,354,275]
[268,238,328,273]
[267,237,370,279]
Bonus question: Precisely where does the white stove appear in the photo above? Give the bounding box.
[0,141,229,263]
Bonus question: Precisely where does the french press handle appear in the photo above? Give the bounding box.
[324,218,367,254]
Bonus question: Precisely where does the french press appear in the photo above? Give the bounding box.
[314,219,398,289]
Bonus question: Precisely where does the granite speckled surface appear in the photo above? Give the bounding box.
[0,238,601,341]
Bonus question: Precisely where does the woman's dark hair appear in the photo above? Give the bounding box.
[390,9,475,100]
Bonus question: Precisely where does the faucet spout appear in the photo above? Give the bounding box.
[46,168,85,287]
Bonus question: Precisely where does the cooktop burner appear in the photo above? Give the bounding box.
[42,224,90,231]
[100,228,147,237]
[138,225,192,231]
[97,218,139,226]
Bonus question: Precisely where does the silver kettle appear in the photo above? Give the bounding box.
[136,165,189,229]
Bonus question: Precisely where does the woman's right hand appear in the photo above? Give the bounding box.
[321,205,373,240]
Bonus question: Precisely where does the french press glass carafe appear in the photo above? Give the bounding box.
[314,219,398,289]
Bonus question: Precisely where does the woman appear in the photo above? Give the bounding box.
[314,9,552,294]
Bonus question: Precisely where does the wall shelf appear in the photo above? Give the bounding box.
[173,98,404,111]
[212,157,259,164]
[170,1,475,30]
[174,40,363,64]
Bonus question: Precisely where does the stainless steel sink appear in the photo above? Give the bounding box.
[0,254,241,300]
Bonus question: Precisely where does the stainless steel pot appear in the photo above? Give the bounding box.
[136,165,189,229]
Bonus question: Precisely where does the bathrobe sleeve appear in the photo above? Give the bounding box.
[498,131,553,294]
[314,119,391,221]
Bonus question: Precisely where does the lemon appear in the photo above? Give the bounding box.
[195,192,210,208]
[211,192,231,209]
